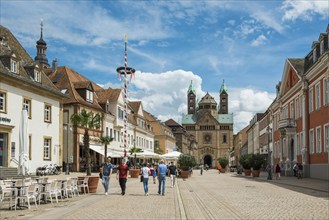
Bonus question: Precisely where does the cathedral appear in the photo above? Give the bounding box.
[181,81,234,168]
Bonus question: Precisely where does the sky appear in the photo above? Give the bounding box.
[1,0,328,133]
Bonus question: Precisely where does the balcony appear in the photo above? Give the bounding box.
[278,118,296,136]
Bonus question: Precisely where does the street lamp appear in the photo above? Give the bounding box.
[266,125,272,180]
[64,124,71,175]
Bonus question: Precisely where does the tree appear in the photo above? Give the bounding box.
[218,157,229,169]
[71,109,101,176]
[129,146,142,168]
[98,136,114,162]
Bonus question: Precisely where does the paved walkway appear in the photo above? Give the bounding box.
[0,170,328,220]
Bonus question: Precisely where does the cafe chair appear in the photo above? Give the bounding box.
[77,177,89,194]
[15,183,38,210]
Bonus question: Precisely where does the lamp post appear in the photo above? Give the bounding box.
[266,125,272,180]
[64,124,70,175]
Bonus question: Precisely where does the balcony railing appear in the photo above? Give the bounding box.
[278,118,296,129]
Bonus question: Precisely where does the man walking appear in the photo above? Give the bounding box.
[101,157,113,195]
[168,162,177,188]
[157,160,167,196]
[116,159,129,195]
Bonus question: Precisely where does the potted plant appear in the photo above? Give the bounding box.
[177,154,197,178]
[98,136,114,162]
[128,146,143,178]
[217,157,229,173]
[239,154,252,176]
[250,153,264,177]
[71,109,101,193]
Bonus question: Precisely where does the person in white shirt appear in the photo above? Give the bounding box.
[141,163,151,196]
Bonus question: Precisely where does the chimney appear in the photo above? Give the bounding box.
[52,59,57,73]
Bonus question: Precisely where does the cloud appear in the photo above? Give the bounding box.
[110,70,276,134]
[281,0,329,21]
[251,34,267,46]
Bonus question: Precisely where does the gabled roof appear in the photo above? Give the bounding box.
[199,92,217,104]
[165,119,181,127]
[47,66,103,110]
[129,101,141,113]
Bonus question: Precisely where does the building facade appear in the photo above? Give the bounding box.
[182,81,234,168]
[0,25,66,175]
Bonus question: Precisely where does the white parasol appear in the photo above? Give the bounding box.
[18,109,29,176]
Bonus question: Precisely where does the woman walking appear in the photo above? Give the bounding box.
[141,163,151,196]
[275,164,281,180]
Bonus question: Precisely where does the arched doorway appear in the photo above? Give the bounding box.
[204,155,212,168]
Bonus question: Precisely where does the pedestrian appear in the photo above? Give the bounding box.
[217,164,221,174]
[116,159,129,195]
[157,160,167,196]
[150,165,157,184]
[141,163,151,196]
[275,163,281,180]
[293,163,298,177]
[266,164,272,180]
[168,162,177,188]
[200,164,204,175]
[101,157,113,195]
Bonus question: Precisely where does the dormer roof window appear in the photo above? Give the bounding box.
[86,90,93,103]
[312,48,317,63]
[34,70,41,82]
[11,59,18,73]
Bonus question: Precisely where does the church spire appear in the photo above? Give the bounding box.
[35,18,49,69]
[187,80,196,114]
[187,80,196,94]
[218,79,228,114]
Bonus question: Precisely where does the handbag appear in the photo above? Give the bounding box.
[99,172,103,178]
[140,174,144,182]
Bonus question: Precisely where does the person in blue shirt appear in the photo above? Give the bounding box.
[101,157,113,195]
[157,160,167,196]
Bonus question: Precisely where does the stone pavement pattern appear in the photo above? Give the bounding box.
[1,170,328,220]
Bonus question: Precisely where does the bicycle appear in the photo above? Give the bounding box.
[297,169,303,179]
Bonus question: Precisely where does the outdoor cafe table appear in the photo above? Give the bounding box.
[6,185,28,210]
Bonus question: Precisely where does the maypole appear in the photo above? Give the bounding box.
[116,35,135,162]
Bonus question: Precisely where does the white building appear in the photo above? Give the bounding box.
[0,25,66,176]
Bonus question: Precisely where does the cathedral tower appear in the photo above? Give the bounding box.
[218,80,228,114]
[34,19,49,69]
[187,80,196,114]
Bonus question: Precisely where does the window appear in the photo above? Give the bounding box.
[290,101,294,119]
[300,132,304,155]
[316,127,321,153]
[0,91,7,113]
[295,97,299,119]
[324,77,329,106]
[11,59,17,73]
[309,88,313,113]
[315,83,321,110]
[44,104,51,123]
[43,138,51,160]
[309,129,314,154]
[23,98,32,118]
[118,107,124,120]
[223,134,227,143]
[300,96,303,118]
[86,90,93,103]
[34,70,41,82]
[320,41,324,55]
[324,124,329,152]
[296,133,299,155]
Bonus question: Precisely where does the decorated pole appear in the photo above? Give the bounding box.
[116,35,135,163]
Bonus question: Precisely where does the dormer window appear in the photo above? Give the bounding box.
[106,101,110,113]
[320,41,324,55]
[313,48,317,63]
[86,90,93,103]
[11,59,17,73]
[34,70,41,82]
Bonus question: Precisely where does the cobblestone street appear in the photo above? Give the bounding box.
[1,170,328,220]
